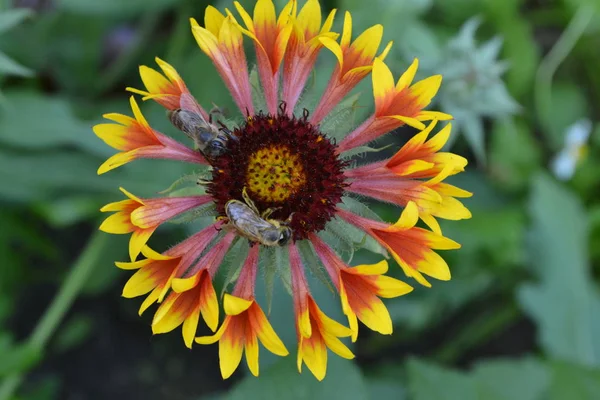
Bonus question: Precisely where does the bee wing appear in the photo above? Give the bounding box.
[180,93,209,121]
[226,201,275,240]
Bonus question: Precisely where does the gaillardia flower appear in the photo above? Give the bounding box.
[96,0,470,380]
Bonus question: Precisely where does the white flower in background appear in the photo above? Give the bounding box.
[551,118,592,181]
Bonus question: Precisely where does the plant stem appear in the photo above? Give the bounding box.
[0,231,109,400]
[535,4,596,131]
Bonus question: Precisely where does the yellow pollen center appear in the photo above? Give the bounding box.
[246,145,306,202]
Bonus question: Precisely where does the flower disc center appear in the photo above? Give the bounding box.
[246,145,307,202]
[207,107,347,240]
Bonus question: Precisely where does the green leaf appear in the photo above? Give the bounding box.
[53,314,94,353]
[249,66,267,115]
[277,247,293,297]
[56,0,177,16]
[0,297,11,325]
[0,50,33,77]
[0,210,58,302]
[320,93,362,142]
[326,217,387,259]
[296,239,334,294]
[0,151,193,203]
[227,356,368,399]
[160,171,210,195]
[408,357,550,400]
[367,379,407,400]
[261,247,278,314]
[0,8,34,33]
[20,376,61,400]
[489,117,542,192]
[440,207,526,269]
[518,173,600,365]
[434,0,484,25]
[167,185,208,197]
[219,238,248,297]
[318,229,355,263]
[549,361,600,400]
[472,81,520,117]
[340,144,393,160]
[396,21,443,70]
[339,196,383,222]
[167,203,217,225]
[34,195,103,227]
[407,358,478,400]
[0,91,109,156]
[458,111,486,165]
[259,246,292,313]
[492,13,539,98]
[0,343,42,377]
[473,358,550,400]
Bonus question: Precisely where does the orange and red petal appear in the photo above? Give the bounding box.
[311,18,386,124]
[219,317,245,379]
[234,0,293,113]
[198,275,220,332]
[244,322,260,376]
[99,210,136,234]
[371,227,457,287]
[94,99,160,152]
[195,292,286,379]
[129,195,212,229]
[336,207,460,287]
[249,301,289,356]
[190,16,255,115]
[120,257,178,298]
[372,57,396,113]
[340,23,383,76]
[152,290,196,334]
[297,295,354,381]
[385,120,440,169]
[338,59,450,153]
[339,270,393,336]
[348,177,443,214]
[299,331,328,381]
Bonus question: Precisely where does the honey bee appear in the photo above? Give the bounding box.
[224,188,292,247]
[168,108,236,159]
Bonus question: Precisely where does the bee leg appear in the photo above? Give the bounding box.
[225,129,238,142]
[207,104,224,124]
[242,187,260,215]
[217,122,238,142]
[197,178,211,186]
[216,217,233,232]
[209,104,223,117]
[284,212,295,224]
[261,207,281,219]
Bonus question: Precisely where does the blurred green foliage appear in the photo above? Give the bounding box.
[1,0,600,399]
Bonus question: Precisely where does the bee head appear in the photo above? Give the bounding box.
[205,140,227,158]
[277,227,292,246]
